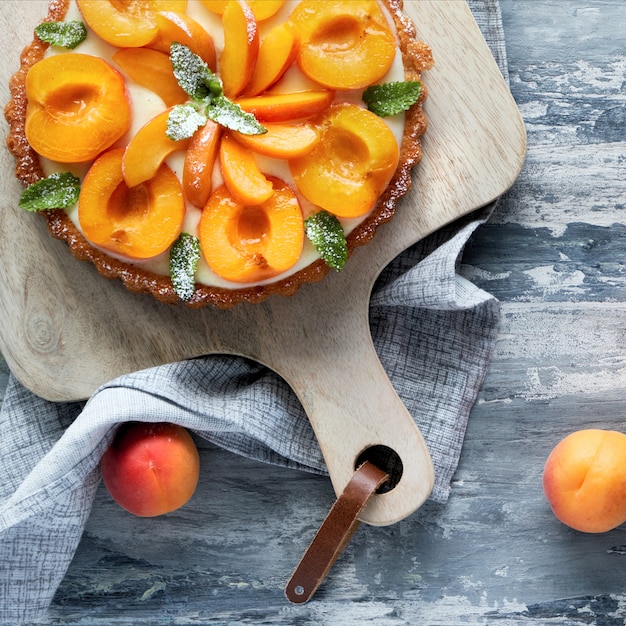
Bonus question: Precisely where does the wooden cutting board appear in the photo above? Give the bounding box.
[0,0,526,526]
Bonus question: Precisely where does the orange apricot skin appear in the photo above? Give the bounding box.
[122,107,189,188]
[290,103,399,218]
[25,54,131,163]
[199,180,304,284]
[231,122,319,159]
[202,0,286,21]
[113,48,188,107]
[76,0,188,48]
[220,0,259,99]
[183,120,222,208]
[289,0,397,89]
[79,148,185,260]
[150,12,216,70]
[246,22,299,96]
[101,422,200,518]
[219,134,274,206]
[235,90,334,123]
[543,429,626,533]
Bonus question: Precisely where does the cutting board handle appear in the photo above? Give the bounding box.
[259,285,435,527]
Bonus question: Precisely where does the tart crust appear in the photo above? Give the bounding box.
[5,0,433,309]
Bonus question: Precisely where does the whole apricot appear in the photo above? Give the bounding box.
[101,422,200,517]
[543,429,626,533]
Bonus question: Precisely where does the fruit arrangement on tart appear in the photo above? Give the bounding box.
[5,0,433,308]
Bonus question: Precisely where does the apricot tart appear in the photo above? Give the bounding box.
[6,0,433,308]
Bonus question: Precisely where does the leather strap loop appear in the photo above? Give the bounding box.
[285,461,389,604]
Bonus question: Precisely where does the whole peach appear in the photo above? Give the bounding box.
[543,429,626,533]
[101,422,200,517]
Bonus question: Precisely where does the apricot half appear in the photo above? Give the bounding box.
[76,0,188,47]
[101,422,200,517]
[290,103,399,218]
[25,54,131,163]
[79,148,185,260]
[543,429,626,533]
[289,0,396,89]
[199,180,304,283]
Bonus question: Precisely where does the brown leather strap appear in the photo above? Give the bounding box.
[285,461,389,604]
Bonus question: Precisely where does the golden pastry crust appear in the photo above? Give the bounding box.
[5,0,433,309]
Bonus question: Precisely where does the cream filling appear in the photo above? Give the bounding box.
[41,0,406,289]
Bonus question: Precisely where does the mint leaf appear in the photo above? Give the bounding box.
[304,211,348,272]
[362,81,422,117]
[169,232,201,301]
[170,42,222,101]
[19,172,81,212]
[169,43,266,136]
[35,21,87,49]
[208,95,266,135]
[167,103,208,140]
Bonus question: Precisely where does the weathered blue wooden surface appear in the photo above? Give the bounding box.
[2,0,626,623]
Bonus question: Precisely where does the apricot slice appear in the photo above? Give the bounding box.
[235,90,334,123]
[123,108,189,188]
[289,0,396,89]
[201,0,285,21]
[113,48,188,107]
[25,54,131,163]
[183,119,222,208]
[76,0,188,48]
[79,148,185,260]
[290,103,399,218]
[246,22,298,96]
[231,122,319,159]
[219,0,259,99]
[219,134,274,206]
[150,12,216,70]
[199,180,304,283]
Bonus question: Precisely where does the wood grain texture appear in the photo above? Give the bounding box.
[0,0,525,526]
[3,0,625,622]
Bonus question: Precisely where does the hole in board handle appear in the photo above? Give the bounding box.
[354,445,403,494]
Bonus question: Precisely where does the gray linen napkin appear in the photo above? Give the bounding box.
[0,1,508,621]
